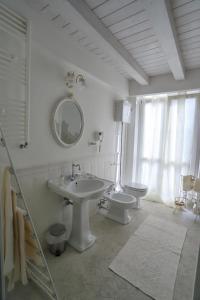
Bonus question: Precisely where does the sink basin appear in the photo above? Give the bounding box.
[48,175,111,251]
[69,179,104,193]
[48,176,110,201]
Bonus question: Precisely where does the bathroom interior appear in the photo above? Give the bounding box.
[0,0,200,300]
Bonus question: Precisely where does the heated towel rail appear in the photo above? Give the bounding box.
[0,125,59,300]
[0,2,30,148]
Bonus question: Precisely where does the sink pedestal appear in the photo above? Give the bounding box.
[68,199,96,252]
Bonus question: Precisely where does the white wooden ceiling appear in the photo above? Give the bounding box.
[172,0,200,70]
[85,0,171,77]
[25,0,200,84]
[84,0,200,77]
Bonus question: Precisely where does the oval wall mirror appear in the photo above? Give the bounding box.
[52,97,84,148]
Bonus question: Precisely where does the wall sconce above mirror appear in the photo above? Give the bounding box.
[65,72,86,89]
[52,97,84,148]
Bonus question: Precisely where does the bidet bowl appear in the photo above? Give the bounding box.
[104,191,136,225]
[109,192,136,208]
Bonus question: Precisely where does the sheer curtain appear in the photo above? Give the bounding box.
[132,94,200,206]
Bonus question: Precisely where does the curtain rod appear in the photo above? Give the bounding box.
[136,89,200,100]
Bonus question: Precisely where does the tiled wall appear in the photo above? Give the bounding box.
[16,154,116,245]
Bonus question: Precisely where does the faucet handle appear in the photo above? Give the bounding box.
[107,183,115,192]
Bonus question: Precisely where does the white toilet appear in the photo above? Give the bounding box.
[124,183,148,209]
[104,191,137,224]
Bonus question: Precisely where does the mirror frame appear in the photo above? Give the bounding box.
[52,97,84,148]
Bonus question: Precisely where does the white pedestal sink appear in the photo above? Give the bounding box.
[48,175,111,252]
[69,199,96,251]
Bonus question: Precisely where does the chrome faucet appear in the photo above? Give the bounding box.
[71,163,81,181]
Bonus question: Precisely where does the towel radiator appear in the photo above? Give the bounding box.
[0,125,59,300]
[0,2,30,148]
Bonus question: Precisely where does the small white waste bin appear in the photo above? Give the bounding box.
[46,223,67,256]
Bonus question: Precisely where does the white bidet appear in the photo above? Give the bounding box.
[104,191,136,224]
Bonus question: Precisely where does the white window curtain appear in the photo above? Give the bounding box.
[132,94,200,206]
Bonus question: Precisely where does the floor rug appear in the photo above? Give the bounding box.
[109,215,187,300]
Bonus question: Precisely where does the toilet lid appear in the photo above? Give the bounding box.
[126,182,147,191]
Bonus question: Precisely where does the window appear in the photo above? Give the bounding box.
[133,94,200,205]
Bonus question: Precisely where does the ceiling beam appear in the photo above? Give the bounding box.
[63,0,149,85]
[141,0,185,80]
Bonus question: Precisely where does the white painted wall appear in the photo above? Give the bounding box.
[129,68,200,96]
[11,42,120,169]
